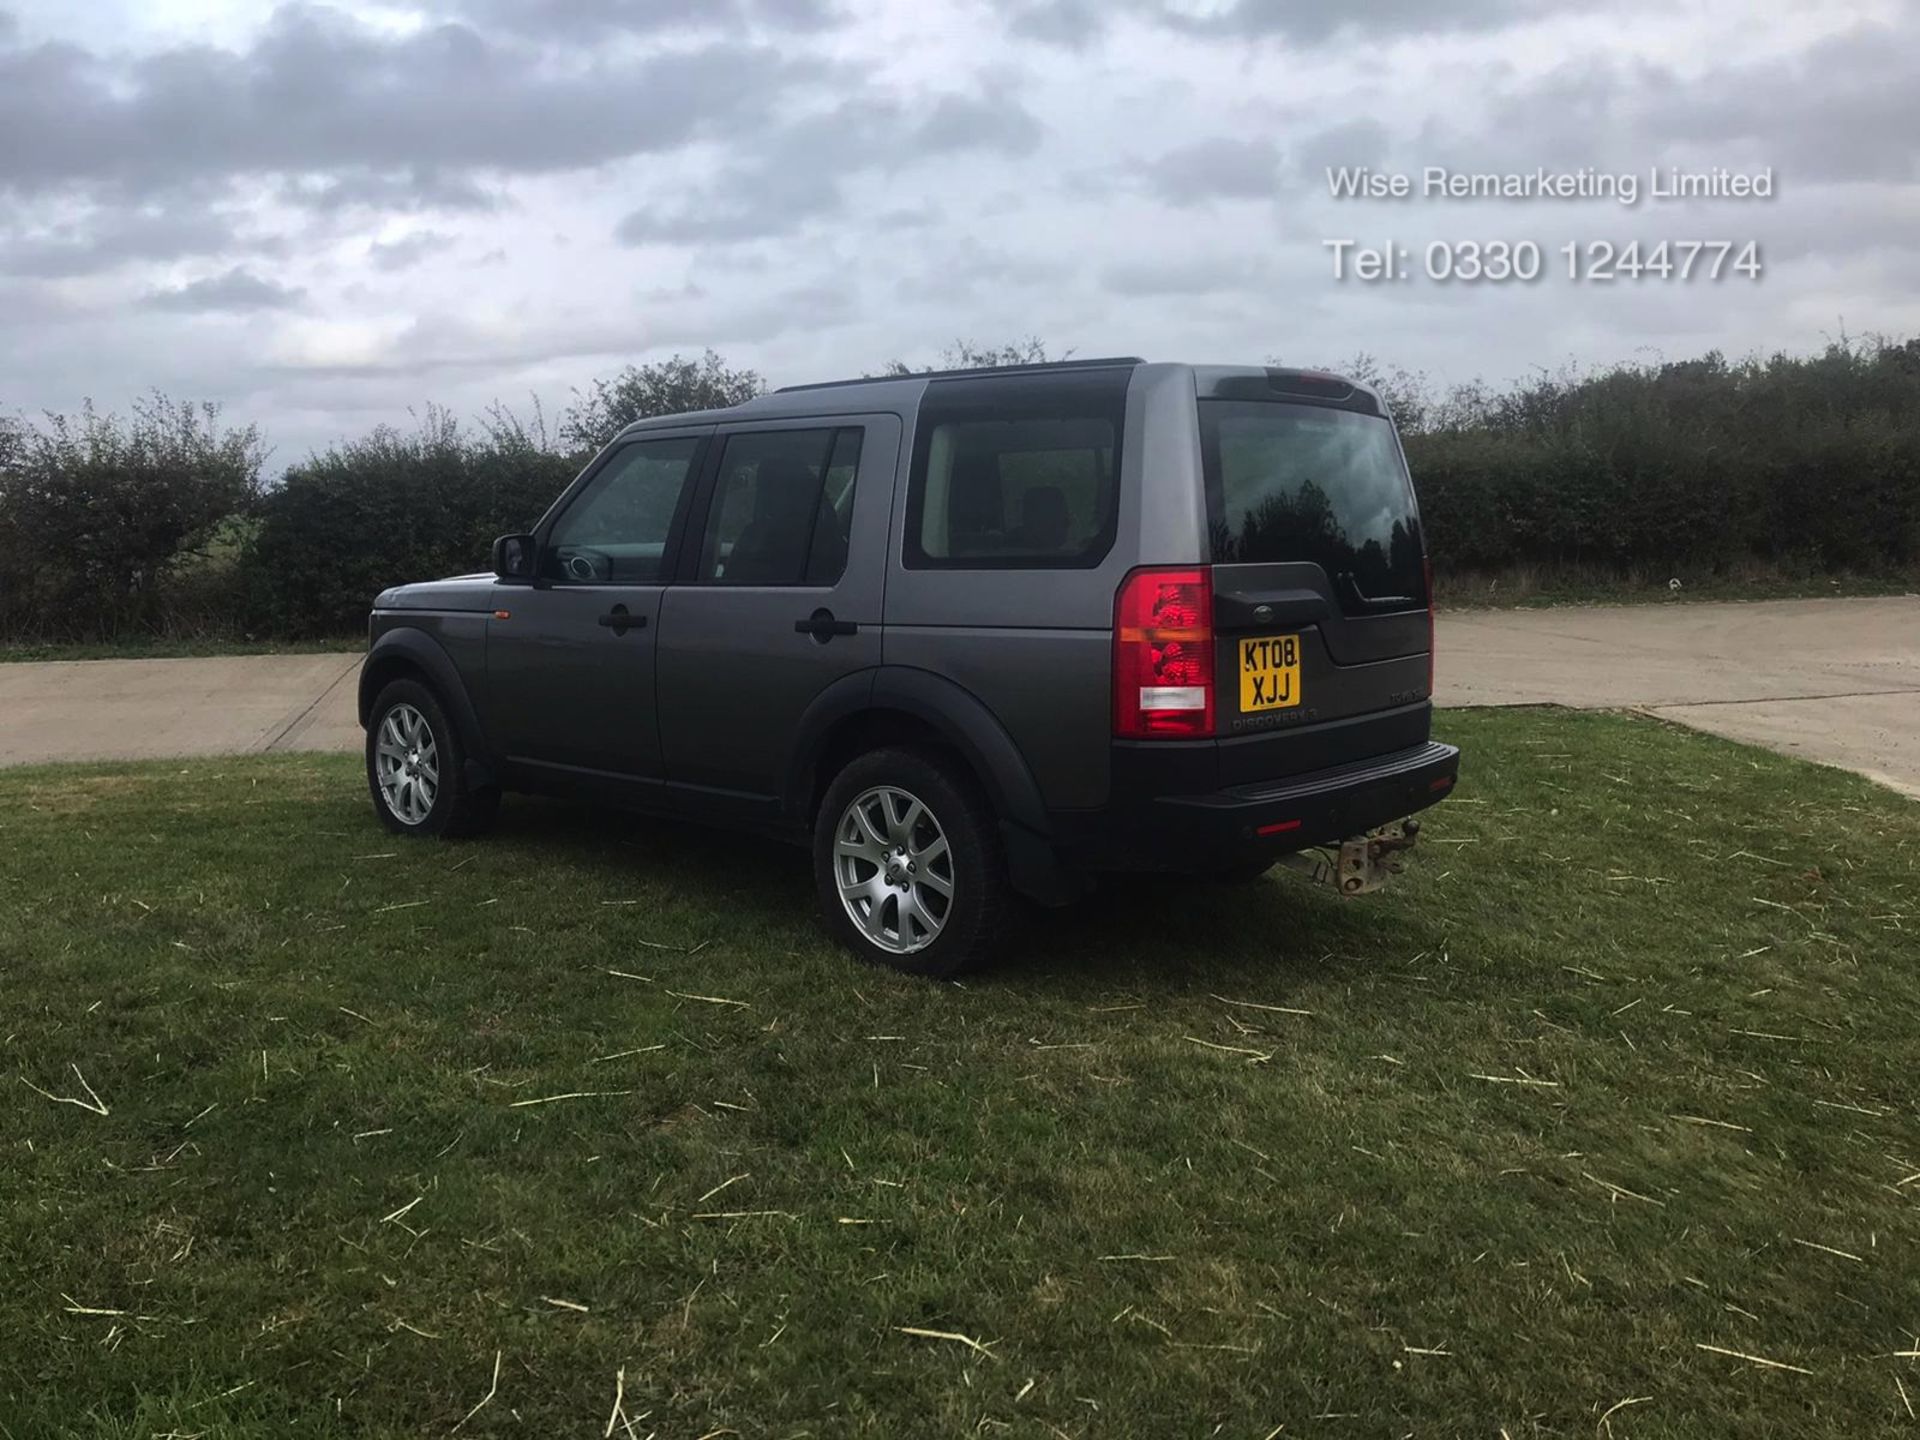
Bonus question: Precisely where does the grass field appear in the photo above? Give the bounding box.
[3,710,1917,1437]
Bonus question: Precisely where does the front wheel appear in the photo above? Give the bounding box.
[365,678,499,838]
[813,747,1011,978]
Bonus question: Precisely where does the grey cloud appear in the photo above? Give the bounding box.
[1427,19,1920,187]
[0,5,835,199]
[1143,137,1282,205]
[141,267,304,313]
[689,282,857,345]
[1000,0,1105,46]
[617,184,840,245]
[280,169,504,216]
[1292,118,1391,181]
[452,0,843,38]
[618,89,1046,246]
[914,236,1065,290]
[915,90,1044,158]
[1150,0,1532,44]
[1633,22,1920,185]
[0,278,79,331]
[1101,255,1270,297]
[1421,60,1661,178]
[264,310,628,378]
[270,281,852,380]
[615,115,856,244]
[0,209,274,279]
[367,231,458,272]
[996,0,1602,47]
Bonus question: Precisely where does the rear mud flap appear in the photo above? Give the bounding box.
[1280,818,1422,896]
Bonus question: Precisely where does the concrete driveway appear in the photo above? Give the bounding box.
[2,596,1916,795]
[0,652,365,766]
[1439,596,1920,796]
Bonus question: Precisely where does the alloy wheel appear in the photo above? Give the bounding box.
[832,784,954,955]
[374,702,440,826]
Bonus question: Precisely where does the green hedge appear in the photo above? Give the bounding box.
[0,395,262,643]
[3,341,1916,646]
[1402,339,1920,575]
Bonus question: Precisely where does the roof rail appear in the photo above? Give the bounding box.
[775,356,1146,394]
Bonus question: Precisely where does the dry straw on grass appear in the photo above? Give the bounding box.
[19,1064,110,1116]
[452,1350,502,1431]
[895,1325,997,1359]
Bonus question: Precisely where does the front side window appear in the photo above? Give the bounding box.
[905,370,1128,569]
[542,435,703,584]
[698,427,863,586]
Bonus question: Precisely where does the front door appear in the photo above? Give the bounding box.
[655,414,900,822]
[484,429,710,798]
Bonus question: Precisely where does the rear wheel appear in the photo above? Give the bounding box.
[813,746,1010,978]
[366,678,499,839]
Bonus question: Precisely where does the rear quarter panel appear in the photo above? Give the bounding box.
[882,363,1204,810]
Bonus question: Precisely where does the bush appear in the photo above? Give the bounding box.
[558,350,764,454]
[6,339,1917,648]
[1372,336,1920,579]
[0,394,263,642]
[242,408,575,638]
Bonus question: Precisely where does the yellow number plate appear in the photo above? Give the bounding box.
[1239,634,1302,713]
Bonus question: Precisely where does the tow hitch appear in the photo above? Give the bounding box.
[1280,818,1422,896]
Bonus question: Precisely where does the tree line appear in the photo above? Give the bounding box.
[1344,335,1920,586]
[2,335,1917,643]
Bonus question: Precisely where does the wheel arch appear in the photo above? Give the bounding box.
[786,666,1052,838]
[360,628,492,783]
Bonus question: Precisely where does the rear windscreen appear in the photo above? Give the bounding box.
[1200,399,1426,606]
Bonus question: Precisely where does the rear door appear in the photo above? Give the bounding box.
[1199,396,1432,778]
[654,414,900,823]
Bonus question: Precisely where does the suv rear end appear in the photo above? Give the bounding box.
[1012,363,1458,880]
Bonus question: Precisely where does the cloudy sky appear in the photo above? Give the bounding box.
[1,0,1916,461]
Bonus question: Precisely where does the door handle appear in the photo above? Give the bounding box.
[597,605,645,635]
[1217,588,1327,629]
[795,607,859,642]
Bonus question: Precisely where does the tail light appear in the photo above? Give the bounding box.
[1114,566,1214,738]
[1424,553,1435,696]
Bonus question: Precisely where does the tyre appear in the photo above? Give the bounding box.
[813,746,1011,978]
[365,678,500,839]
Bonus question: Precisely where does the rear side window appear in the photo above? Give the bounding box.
[905,369,1128,569]
[698,427,864,586]
[1200,400,1427,606]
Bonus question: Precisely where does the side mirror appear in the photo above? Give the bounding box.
[492,532,535,581]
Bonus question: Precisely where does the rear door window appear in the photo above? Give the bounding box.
[905,369,1127,569]
[1200,400,1427,607]
[697,427,863,586]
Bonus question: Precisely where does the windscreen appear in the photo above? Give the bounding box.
[1200,399,1427,607]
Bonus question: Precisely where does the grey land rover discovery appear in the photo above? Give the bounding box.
[361,358,1459,976]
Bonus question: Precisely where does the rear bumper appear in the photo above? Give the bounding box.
[1050,739,1460,874]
